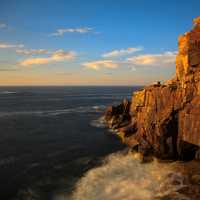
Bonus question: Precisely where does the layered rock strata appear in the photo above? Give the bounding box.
[105,17,200,160]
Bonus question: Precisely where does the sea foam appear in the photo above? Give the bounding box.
[90,116,107,128]
[69,152,189,200]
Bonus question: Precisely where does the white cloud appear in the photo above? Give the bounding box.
[50,27,93,36]
[20,50,76,66]
[16,49,49,55]
[0,43,24,49]
[83,51,176,71]
[82,60,118,70]
[102,47,142,58]
[127,51,176,67]
[0,23,6,28]
[51,50,76,61]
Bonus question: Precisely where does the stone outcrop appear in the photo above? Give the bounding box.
[104,17,200,160]
[105,98,131,129]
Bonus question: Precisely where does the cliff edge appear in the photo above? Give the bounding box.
[105,17,200,161]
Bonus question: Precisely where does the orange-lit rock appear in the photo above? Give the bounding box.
[104,17,200,160]
[193,16,200,26]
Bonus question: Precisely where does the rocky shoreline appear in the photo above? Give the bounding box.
[104,17,200,162]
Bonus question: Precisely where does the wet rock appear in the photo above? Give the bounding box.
[191,174,200,185]
[177,140,198,161]
[157,192,190,200]
[195,148,200,160]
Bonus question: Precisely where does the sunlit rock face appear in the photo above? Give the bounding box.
[105,17,200,160]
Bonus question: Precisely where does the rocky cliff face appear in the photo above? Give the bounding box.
[105,17,200,161]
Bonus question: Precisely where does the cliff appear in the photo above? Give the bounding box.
[105,17,200,161]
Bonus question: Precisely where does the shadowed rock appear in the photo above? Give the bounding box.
[104,98,131,129]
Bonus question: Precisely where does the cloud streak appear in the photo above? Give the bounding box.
[0,43,24,49]
[20,50,76,66]
[102,47,142,58]
[50,27,93,36]
[82,60,118,70]
[127,51,176,67]
[0,23,7,28]
[16,49,50,55]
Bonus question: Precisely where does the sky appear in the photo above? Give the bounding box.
[0,0,199,86]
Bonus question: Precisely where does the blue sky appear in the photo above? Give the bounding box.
[0,0,199,85]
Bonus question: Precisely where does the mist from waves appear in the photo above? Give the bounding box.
[58,151,190,200]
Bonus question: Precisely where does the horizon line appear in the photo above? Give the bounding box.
[0,84,145,87]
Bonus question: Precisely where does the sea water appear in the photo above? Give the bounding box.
[0,86,137,200]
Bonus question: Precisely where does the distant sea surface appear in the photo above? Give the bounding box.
[0,86,140,200]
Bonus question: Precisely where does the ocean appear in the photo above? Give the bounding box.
[0,86,139,200]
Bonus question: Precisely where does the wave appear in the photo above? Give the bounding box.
[46,98,63,101]
[92,105,106,110]
[90,116,107,128]
[0,156,19,167]
[69,152,189,200]
[0,105,106,118]
[0,91,17,94]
